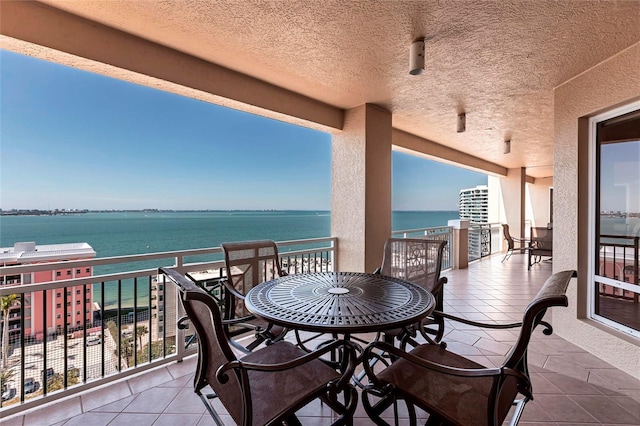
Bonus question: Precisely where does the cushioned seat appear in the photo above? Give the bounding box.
[361,270,577,426]
[160,266,358,426]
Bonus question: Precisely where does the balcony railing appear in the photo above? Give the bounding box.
[598,234,639,301]
[468,222,503,262]
[0,237,336,416]
[391,225,454,270]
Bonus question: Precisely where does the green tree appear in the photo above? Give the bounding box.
[1,295,19,372]
[1,367,15,395]
[46,371,80,392]
[136,325,148,350]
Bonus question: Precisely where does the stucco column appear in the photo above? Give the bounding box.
[448,219,470,269]
[331,104,392,272]
[500,168,527,239]
[527,177,553,228]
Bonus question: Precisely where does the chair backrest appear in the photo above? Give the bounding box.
[379,238,447,294]
[504,269,575,369]
[531,227,553,251]
[221,240,285,319]
[159,267,246,423]
[502,224,515,249]
[495,270,576,420]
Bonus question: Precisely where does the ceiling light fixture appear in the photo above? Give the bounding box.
[457,112,466,133]
[504,139,511,154]
[409,38,425,75]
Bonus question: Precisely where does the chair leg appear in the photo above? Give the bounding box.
[361,387,395,426]
[502,248,513,262]
[323,385,357,426]
[199,391,225,426]
[507,397,529,426]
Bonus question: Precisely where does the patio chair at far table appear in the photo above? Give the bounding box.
[375,238,448,347]
[501,224,528,262]
[220,240,289,352]
[160,267,358,426]
[528,227,553,270]
[360,269,577,426]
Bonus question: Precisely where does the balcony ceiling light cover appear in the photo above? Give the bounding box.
[409,39,425,75]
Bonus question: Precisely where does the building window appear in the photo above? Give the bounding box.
[589,101,640,338]
[56,272,61,277]
[56,303,61,309]
[56,292,61,298]
[76,300,81,305]
[56,314,61,319]
[67,271,71,276]
[86,268,90,273]
[76,289,81,295]
[76,269,81,274]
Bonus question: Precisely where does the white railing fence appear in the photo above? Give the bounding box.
[0,237,336,416]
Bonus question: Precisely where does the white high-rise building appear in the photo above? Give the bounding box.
[459,185,489,224]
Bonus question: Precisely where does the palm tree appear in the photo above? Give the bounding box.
[1,367,15,395]
[1,294,19,372]
[136,325,148,350]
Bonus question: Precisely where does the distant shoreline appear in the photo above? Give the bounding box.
[1,208,462,216]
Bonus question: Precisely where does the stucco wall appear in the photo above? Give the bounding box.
[500,168,526,238]
[527,177,553,228]
[553,42,640,379]
[332,104,392,272]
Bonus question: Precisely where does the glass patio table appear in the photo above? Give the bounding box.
[244,271,435,335]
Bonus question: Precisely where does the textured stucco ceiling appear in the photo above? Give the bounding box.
[32,0,640,177]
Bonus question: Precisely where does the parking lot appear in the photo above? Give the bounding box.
[2,329,119,405]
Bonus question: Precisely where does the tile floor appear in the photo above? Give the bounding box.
[2,254,639,425]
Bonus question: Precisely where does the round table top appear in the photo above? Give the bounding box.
[245,271,435,333]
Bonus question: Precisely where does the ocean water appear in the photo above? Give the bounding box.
[1,210,459,257]
[1,210,459,307]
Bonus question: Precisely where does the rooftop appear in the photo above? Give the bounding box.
[0,242,96,263]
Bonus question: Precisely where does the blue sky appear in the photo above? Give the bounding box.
[1,50,486,211]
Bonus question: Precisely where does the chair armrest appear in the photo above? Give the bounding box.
[363,341,502,379]
[221,315,261,328]
[217,339,358,389]
[220,279,247,300]
[432,310,522,329]
[177,315,190,330]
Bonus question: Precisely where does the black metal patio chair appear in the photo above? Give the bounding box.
[220,240,289,352]
[501,224,528,262]
[361,270,577,426]
[160,266,358,426]
[375,238,448,346]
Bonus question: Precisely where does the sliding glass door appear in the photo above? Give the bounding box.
[589,102,640,337]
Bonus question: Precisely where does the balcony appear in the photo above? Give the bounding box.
[1,236,639,425]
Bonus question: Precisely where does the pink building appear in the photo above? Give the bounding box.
[0,242,96,341]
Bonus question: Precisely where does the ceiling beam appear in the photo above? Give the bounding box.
[0,1,344,132]
[392,129,509,177]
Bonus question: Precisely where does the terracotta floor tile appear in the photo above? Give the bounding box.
[570,394,640,424]
[530,395,599,423]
